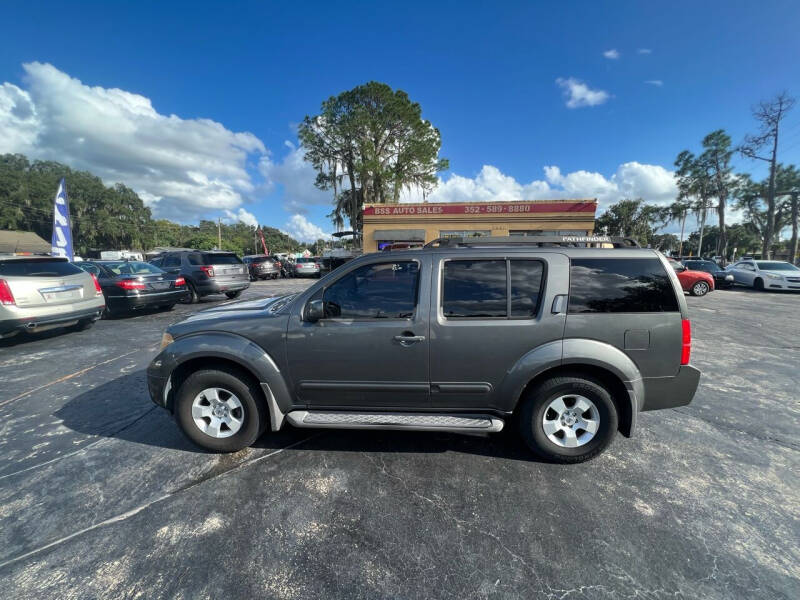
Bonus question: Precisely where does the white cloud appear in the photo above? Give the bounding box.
[556,77,610,109]
[401,162,677,212]
[223,207,258,227]
[603,49,620,59]
[283,214,332,243]
[644,80,663,87]
[259,141,331,214]
[0,62,267,221]
[638,48,652,55]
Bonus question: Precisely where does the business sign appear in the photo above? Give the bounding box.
[363,201,596,216]
[51,178,74,260]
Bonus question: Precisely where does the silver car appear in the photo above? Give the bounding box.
[726,259,800,291]
[292,257,321,278]
[0,255,105,339]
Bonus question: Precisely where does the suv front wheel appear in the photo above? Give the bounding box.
[175,367,267,452]
[519,375,618,463]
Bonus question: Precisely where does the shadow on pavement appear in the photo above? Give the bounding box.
[56,369,544,462]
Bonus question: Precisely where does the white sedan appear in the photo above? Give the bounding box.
[726,259,800,291]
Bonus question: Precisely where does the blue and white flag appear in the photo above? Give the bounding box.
[51,178,74,260]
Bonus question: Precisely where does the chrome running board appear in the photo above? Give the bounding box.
[285,411,504,433]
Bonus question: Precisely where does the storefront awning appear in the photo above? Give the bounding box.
[373,229,426,241]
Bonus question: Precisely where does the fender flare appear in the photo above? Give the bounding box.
[160,331,292,430]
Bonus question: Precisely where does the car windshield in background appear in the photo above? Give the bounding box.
[251,257,272,264]
[104,261,163,275]
[0,258,83,277]
[206,254,241,265]
[756,261,799,271]
[686,261,721,272]
[296,258,315,263]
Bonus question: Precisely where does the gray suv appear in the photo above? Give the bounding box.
[147,236,700,463]
[150,250,249,303]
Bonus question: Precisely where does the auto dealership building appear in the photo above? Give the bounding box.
[361,199,598,252]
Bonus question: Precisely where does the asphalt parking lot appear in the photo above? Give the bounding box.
[0,280,798,599]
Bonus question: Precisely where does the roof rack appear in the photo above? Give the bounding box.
[423,235,640,249]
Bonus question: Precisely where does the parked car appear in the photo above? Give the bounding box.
[0,255,105,339]
[148,235,700,463]
[242,255,279,281]
[667,259,715,296]
[291,257,321,278]
[682,259,735,289]
[75,260,187,316]
[726,259,800,291]
[149,250,249,303]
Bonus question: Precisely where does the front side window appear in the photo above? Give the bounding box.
[569,258,679,313]
[322,261,419,319]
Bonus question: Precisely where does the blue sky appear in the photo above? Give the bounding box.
[2,0,800,241]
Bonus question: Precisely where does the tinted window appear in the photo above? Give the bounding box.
[163,255,181,267]
[756,261,799,271]
[187,253,203,266]
[296,258,315,263]
[510,260,544,317]
[569,258,679,313]
[442,260,507,318]
[685,260,718,272]
[76,262,102,276]
[103,261,164,275]
[0,258,83,277]
[149,257,163,267]
[205,253,241,265]
[322,261,419,319]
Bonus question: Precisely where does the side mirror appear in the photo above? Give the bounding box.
[304,299,324,322]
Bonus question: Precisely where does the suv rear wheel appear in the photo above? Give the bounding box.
[174,367,267,452]
[181,281,199,304]
[519,375,618,463]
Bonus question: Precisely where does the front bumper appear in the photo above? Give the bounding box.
[0,304,104,336]
[641,365,702,411]
[765,278,800,290]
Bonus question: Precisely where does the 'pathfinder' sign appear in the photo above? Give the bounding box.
[363,201,596,216]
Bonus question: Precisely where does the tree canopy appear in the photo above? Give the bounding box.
[298,81,449,239]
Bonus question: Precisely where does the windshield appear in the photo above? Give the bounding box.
[756,261,799,271]
[103,261,164,275]
[686,261,720,272]
[0,258,82,277]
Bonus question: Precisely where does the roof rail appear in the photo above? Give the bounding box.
[423,235,640,249]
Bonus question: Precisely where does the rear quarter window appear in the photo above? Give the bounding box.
[0,259,83,277]
[569,258,679,313]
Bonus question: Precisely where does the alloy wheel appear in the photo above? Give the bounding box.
[191,387,245,438]
[541,394,600,448]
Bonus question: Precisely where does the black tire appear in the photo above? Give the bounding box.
[225,290,242,299]
[272,274,278,280]
[70,318,95,332]
[174,367,268,452]
[518,375,618,463]
[159,304,175,312]
[690,281,710,296]
[181,281,199,304]
[754,278,764,291]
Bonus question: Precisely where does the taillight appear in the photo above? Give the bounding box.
[116,279,146,290]
[0,279,15,306]
[681,319,691,365]
[315,263,320,268]
[91,274,103,296]
[174,276,185,286]
[200,266,215,277]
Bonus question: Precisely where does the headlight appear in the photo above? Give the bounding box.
[725,275,734,281]
[765,273,782,280]
[159,332,174,350]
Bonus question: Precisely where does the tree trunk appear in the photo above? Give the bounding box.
[717,197,727,260]
[791,192,799,265]
[763,128,780,259]
[347,164,358,247]
[697,200,707,257]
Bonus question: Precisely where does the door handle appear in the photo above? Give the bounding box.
[551,294,568,314]
[393,334,425,345]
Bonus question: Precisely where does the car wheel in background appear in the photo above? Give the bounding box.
[174,367,267,452]
[691,281,710,296]
[754,278,764,291]
[518,375,618,463]
[181,282,199,304]
[225,290,242,299]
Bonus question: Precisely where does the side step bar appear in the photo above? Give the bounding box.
[285,411,504,433]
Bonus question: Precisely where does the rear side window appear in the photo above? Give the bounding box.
[187,253,203,266]
[205,253,241,265]
[164,255,181,267]
[442,259,544,318]
[569,258,679,313]
[0,259,83,277]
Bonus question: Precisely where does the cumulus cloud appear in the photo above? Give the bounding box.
[259,141,331,214]
[556,77,610,108]
[223,207,258,227]
[644,80,663,87]
[603,49,620,59]
[0,62,266,221]
[284,214,331,243]
[401,162,677,211]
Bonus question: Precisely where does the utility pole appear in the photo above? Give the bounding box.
[217,217,222,250]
